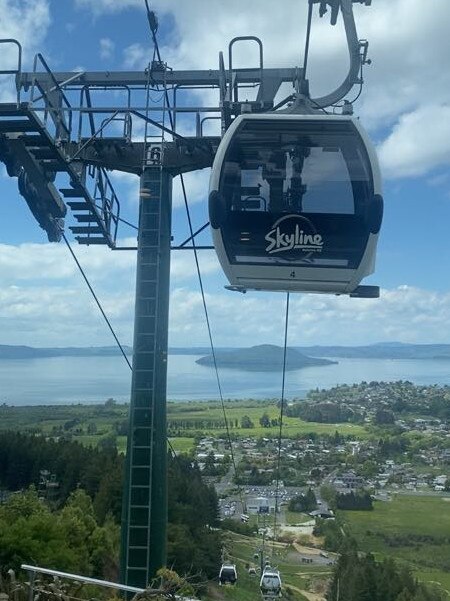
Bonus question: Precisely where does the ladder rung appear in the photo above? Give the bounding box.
[74,214,99,222]
[70,226,103,235]
[75,237,108,245]
[60,188,84,198]
[67,201,89,210]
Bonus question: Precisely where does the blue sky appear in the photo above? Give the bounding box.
[1,0,450,348]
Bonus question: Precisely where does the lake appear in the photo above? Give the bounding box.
[1,354,450,405]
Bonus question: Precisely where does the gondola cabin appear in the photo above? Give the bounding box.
[219,563,237,585]
[260,567,282,597]
[209,113,383,296]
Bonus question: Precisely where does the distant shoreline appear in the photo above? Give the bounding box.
[2,342,450,361]
[2,354,450,405]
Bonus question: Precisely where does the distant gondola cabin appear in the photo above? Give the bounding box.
[219,563,237,585]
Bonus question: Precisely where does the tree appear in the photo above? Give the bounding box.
[305,487,317,511]
[0,487,119,578]
[288,488,317,513]
[374,408,395,425]
[204,451,216,473]
[326,552,446,601]
[241,415,254,429]
[259,413,271,428]
[320,484,337,509]
[336,491,373,511]
[87,422,98,435]
[359,460,379,478]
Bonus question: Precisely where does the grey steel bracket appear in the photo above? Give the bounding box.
[310,0,370,108]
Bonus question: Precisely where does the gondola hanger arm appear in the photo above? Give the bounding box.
[309,0,371,109]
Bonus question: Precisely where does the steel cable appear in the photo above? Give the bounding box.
[272,293,290,557]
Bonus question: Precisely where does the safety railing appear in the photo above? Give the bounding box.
[22,564,145,597]
[228,36,264,104]
[0,39,22,105]
[30,53,75,141]
[92,165,121,243]
[20,564,199,601]
[78,85,133,142]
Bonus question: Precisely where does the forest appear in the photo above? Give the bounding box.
[327,544,447,601]
[0,432,221,588]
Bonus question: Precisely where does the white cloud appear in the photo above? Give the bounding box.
[171,250,219,281]
[74,0,450,180]
[378,104,450,179]
[3,1,450,349]
[99,37,115,60]
[169,285,450,347]
[122,43,148,69]
[1,237,450,347]
[0,0,51,101]
[172,169,210,209]
[75,0,141,16]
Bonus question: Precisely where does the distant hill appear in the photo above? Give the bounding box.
[0,345,132,359]
[297,342,450,360]
[196,344,337,372]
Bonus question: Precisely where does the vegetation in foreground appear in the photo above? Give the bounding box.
[0,432,221,590]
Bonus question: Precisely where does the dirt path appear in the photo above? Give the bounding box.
[287,583,325,601]
[293,542,322,556]
[299,591,325,601]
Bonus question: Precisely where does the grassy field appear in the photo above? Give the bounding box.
[168,400,367,438]
[168,437,195,454]
[0,400,367,449]
[340,495,450,597]
[285,511,312,525]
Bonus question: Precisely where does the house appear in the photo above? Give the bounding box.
[334,471,365,489]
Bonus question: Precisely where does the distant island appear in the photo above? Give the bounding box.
[195,344,337,372]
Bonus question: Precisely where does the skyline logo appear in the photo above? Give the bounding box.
[265,214,323,256]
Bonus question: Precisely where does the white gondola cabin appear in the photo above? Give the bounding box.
[260,566,282,597]
[209,113,383,297]
[219,563,237,585]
